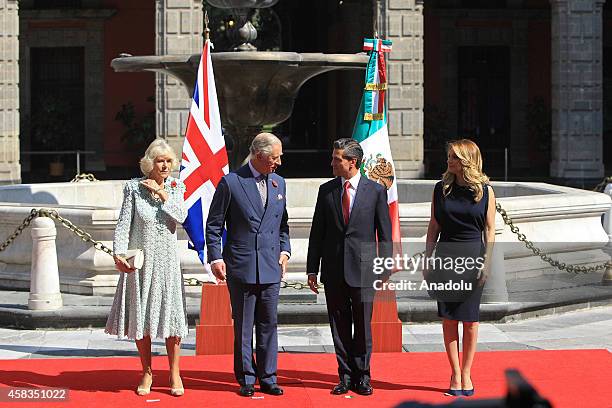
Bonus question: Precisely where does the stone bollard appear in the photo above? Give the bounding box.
[28,216,63,310]
[601,183,612,285]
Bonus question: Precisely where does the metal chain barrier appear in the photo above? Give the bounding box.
[187,278,323,289]
[43,209,114,256]
[0,209,318,288]
[495,203,612,275]
[0,208,114,256]
[281,280,317,290]
[71,173,99,183]
[593,176,612,193]
[0,209,39,252]
[3,201,611,288]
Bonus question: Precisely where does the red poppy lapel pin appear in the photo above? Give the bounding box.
[271,180,278,188]
[170,180,177,188]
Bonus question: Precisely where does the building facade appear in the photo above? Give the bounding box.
[0,0,608,184]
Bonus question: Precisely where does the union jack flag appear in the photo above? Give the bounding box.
[179,39,229,274]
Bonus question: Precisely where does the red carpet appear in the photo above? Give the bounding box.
[0,350,611,407]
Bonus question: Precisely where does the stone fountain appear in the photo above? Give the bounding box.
[0,0,609,321]
[111,0,368,168]
[112,52,366,168]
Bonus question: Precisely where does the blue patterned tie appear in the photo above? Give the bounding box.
[256,174,267,207]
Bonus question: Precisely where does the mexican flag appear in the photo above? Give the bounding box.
[352,38,401,246]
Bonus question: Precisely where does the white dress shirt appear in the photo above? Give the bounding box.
[248,160,262,180]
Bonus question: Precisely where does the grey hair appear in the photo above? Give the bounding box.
[333,138,363,167]
[249,132,282,156]
[139,138,179,176]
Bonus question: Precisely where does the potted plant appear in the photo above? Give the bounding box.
[30,94,76,176]
[115,96,156,150]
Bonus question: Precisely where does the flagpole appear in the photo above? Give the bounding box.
[191,6,234,356]
[373,0,380,39]
[204,9,210,41]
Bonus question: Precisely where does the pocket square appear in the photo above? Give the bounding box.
[277,194,283,200]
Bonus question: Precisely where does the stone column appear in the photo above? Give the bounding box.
[0,0,21,184]
[155,0,203,157]
[383,0,425,180]
[550,0,605,181]
[84,19,107,172]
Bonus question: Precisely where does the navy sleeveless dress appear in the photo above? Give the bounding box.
[431,181,489,322]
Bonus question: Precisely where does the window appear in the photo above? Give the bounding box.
[461,0,506,8]
[30,47,85,169]
[458,47,510,149]
[33,0,82,9]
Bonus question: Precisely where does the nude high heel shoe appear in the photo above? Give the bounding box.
[169,376,184,397]
[136,374,153,396]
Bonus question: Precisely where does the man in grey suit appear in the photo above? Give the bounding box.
[206,133,290,397]
[307,138,392,396]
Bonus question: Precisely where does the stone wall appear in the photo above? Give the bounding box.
[0,0,20,184]
[155,0,202,156]
[550,0,605,180]
[383,0,425,179]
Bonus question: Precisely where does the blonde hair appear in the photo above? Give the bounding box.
[442,139,489,202]
[139,138,179,176]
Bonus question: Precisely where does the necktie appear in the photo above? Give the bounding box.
[342,180,351,225]
[256,174,267,207]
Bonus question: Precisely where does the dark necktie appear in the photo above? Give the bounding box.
[342,180,351,225]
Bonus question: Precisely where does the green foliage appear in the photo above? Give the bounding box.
[115,96,156,148]
[30,93,76,151]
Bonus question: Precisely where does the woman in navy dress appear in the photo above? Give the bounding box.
[424,139,496,397]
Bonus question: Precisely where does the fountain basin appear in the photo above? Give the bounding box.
[111,52,368,127]
[111,52,368,167]
[0,180,609,296]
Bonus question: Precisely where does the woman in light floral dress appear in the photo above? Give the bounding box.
[105,138,188,397]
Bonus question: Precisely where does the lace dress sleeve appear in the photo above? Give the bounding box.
[113,181,134,256]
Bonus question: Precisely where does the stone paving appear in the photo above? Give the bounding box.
[0,306,611,360]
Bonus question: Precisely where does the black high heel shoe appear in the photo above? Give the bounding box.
[444,375,462,396]
[444,389,463,397]
[462,388,475,397]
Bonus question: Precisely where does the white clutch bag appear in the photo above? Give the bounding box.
[125,249,144,270]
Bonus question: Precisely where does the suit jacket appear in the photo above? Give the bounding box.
[206,164,291,284]
[306,176,393,288]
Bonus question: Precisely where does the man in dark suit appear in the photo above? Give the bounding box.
[206,133,290,397]
[307,138,392,396]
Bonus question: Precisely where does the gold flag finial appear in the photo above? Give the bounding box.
[204,9,210,41]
